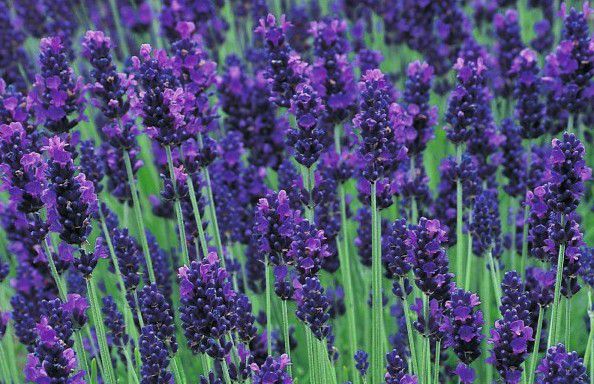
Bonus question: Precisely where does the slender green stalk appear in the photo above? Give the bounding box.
[123,150,156,283]
[87,278,117,384]
[488,249,502,308]
[456,145,464,285]
[585,291,594,367]
[221,360,233,384]
[202,166,225,262]
[565,298,571,348]
[509,200,518,271]
[464,210,474,291]
[371,181,385,384]
[305,326,317,384]
[527,306,544,384]
[186,176,209,259]
[434,340,441,384]
[548,215,566,348]
[400,279,419,376]
[122,348,141,384]
[164,146,190,266]
[0,342,11,384]
[265,255,272,356]
[280,299,293,377]
[107,0,130,58]
[74,331,90,382]
[171,354,187,384]
[42,239,68,300]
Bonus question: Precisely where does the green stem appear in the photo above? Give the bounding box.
[456,145,464,285]
[171,354,187,384]
[433,340,441,384]
[123,150,156,283]
[42,239,67,300]
[0,342,11,384]
[107,0,130,58]
[565,298,571,349]
[528,306,544,384]
[202,166,225,263]
[87,278,117,384]
[122,347,141,384]
[164,146,190,267]
[221,360,233,384]
[488,249,502,309]
[74,331,91,382]
[280,299,293,377]
[305,326,317,384]
[464,209,474,291]
[585,291,593,367]
[186,176,209,259]
[400,279,419,376]
[371,181,385,384]
[548,215,566,348]
[265,255,272,356]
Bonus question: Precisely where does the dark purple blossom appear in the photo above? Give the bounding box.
[355,349,369,377]
[139,283,177,353]
[500,271,531,325]
[385,347,418,384]
[250,353,293,384]
[470,189,501,257]
[493,10,525,97]
[510,48,545,139]
[102,295,129,349]
[536,343,588,384]
[139,325,173,384]
[445,288,484,364]
[455,363,476,384]
[294,276,331,340]
[112,228,141,292]
[500,119,527,197]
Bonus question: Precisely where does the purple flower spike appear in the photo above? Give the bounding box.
[354,349,369,377]
[500,271,531,324]
[446,288,484,364]
[510,48,545,139]
[455,363,476,383]
[139,283,177,353]
[30,36,85,134]
[178,254,238,359]
[500,119,527,197]
[294,276,331,340]
[140,325,173,384]
[536,343,588,384]
[251,353,293,384]
[406,218,453,301]
[385,348,419,384]
[470,189,501,257]
[287,220,331,279]
[62,294,88,330]
[493,9,525,97]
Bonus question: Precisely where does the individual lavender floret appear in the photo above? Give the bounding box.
[287,220,331,279]
[354,69,400,181]
[510,48,545,139]
[179,253,238,359]
[139,283,177,353]
[535,343,588,384]
[411,297,452,347]
[286,82,326,168]
[446,288,484,364]
[545,133,591,215]
[455,363,476,384]
[470,189,501,257]
[500,271,531,325]
[445,58,487,145]
[402,61,437,156]
[493,9,525,97]
[385,348,418,384]
[29,36,84,134]
[102,295,129,349]
[254,190,301,266]
[354,349,369,377]
[139,325,173,384]
[406,218,454,301]
[62,294,88,330]
[294,276,331,340]
[24,317,84,384]
[112,228,141,292]
[488,310,534,384]
[251,353,293,384]
[43,136,97,245]
[500,119,526,197]
[255,14,308,108]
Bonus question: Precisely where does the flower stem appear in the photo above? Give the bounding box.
[123,150,156,282]
[280,299,293,377]
[202,165,225,263]
[74,331,90,382]
[164,146,190,266]
[487,249,502,308]
[456,145,464,286]
[371,180,385,384]
[265,254,272,356]
[122,347,140,384]
[565,298,571,348]
[400,279,419,376]
[42,239,67,300]
[585,291,593,368]
[548,214,566,348]
[527,306,544,384]
[464,209,473,291]
[433,340,441,384]
[87,277,117,384]
[186,176,209,259]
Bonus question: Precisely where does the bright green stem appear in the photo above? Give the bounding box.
[265,255,272,356]
[171,354,187,384]
[123,150,156,283]
[107,0,130,58]
[133,291,145,328]
[221,360,233,384]
[122,347,140,384]
[371,181,385,384]
[202,166,225,263]
[488,249,502,309]
[565,299,571,348]
[74,331,90,382]
[400,279,419,376]
[464,210,474,291]
[280,299,293,377]
[305,326,317,383]
[164,146,190,266]
[528,306,544,384]
[186,177,209,259]
[585,291,593,368]
[0,342,11,384]
[456,145,464,285]
[42,239,68,300]
[548,217,566,348]
[87,278,117,384]
[434,340,441,384]
[337,183,359,384]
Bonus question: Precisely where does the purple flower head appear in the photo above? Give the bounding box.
[178,253,238,359]
[287,82,326,168]
[488,311,534,384]
[112,228,141,292]
[254,190,302,266]
[79,140,104,194]
[500,271,532,325]
[354,349,369,377]
[510,48,545,139]
[139,283,177,353]
[470,189,501,256]
[525,266,555,307]
[445,288,484,364]
[30,36,85,134]
[13,0,47,38]
[102,295,129,348]
[500,119,527,197]
[294,276,331,340]
[406,218,454,301]
[536,343,588,384]
[43,136,97,245]
[455,363,476,384]
[434,157,458,245]
[357,177,397,210]
[287,220,331,279]
[250,354,293,384]
[140,325,173,384]
[580,247,594,288]
[545,133,591,214]
[357,49,384,74]
[445,58,487,145]
[531,18,554,54]
[256,14,308,108]
[493,9,525,97]
[411,298,453,345]
[383,219,412,279]
[62,294,88,330]
[385,347,419,384]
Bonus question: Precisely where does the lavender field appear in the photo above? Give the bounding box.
[0,0,593,383]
